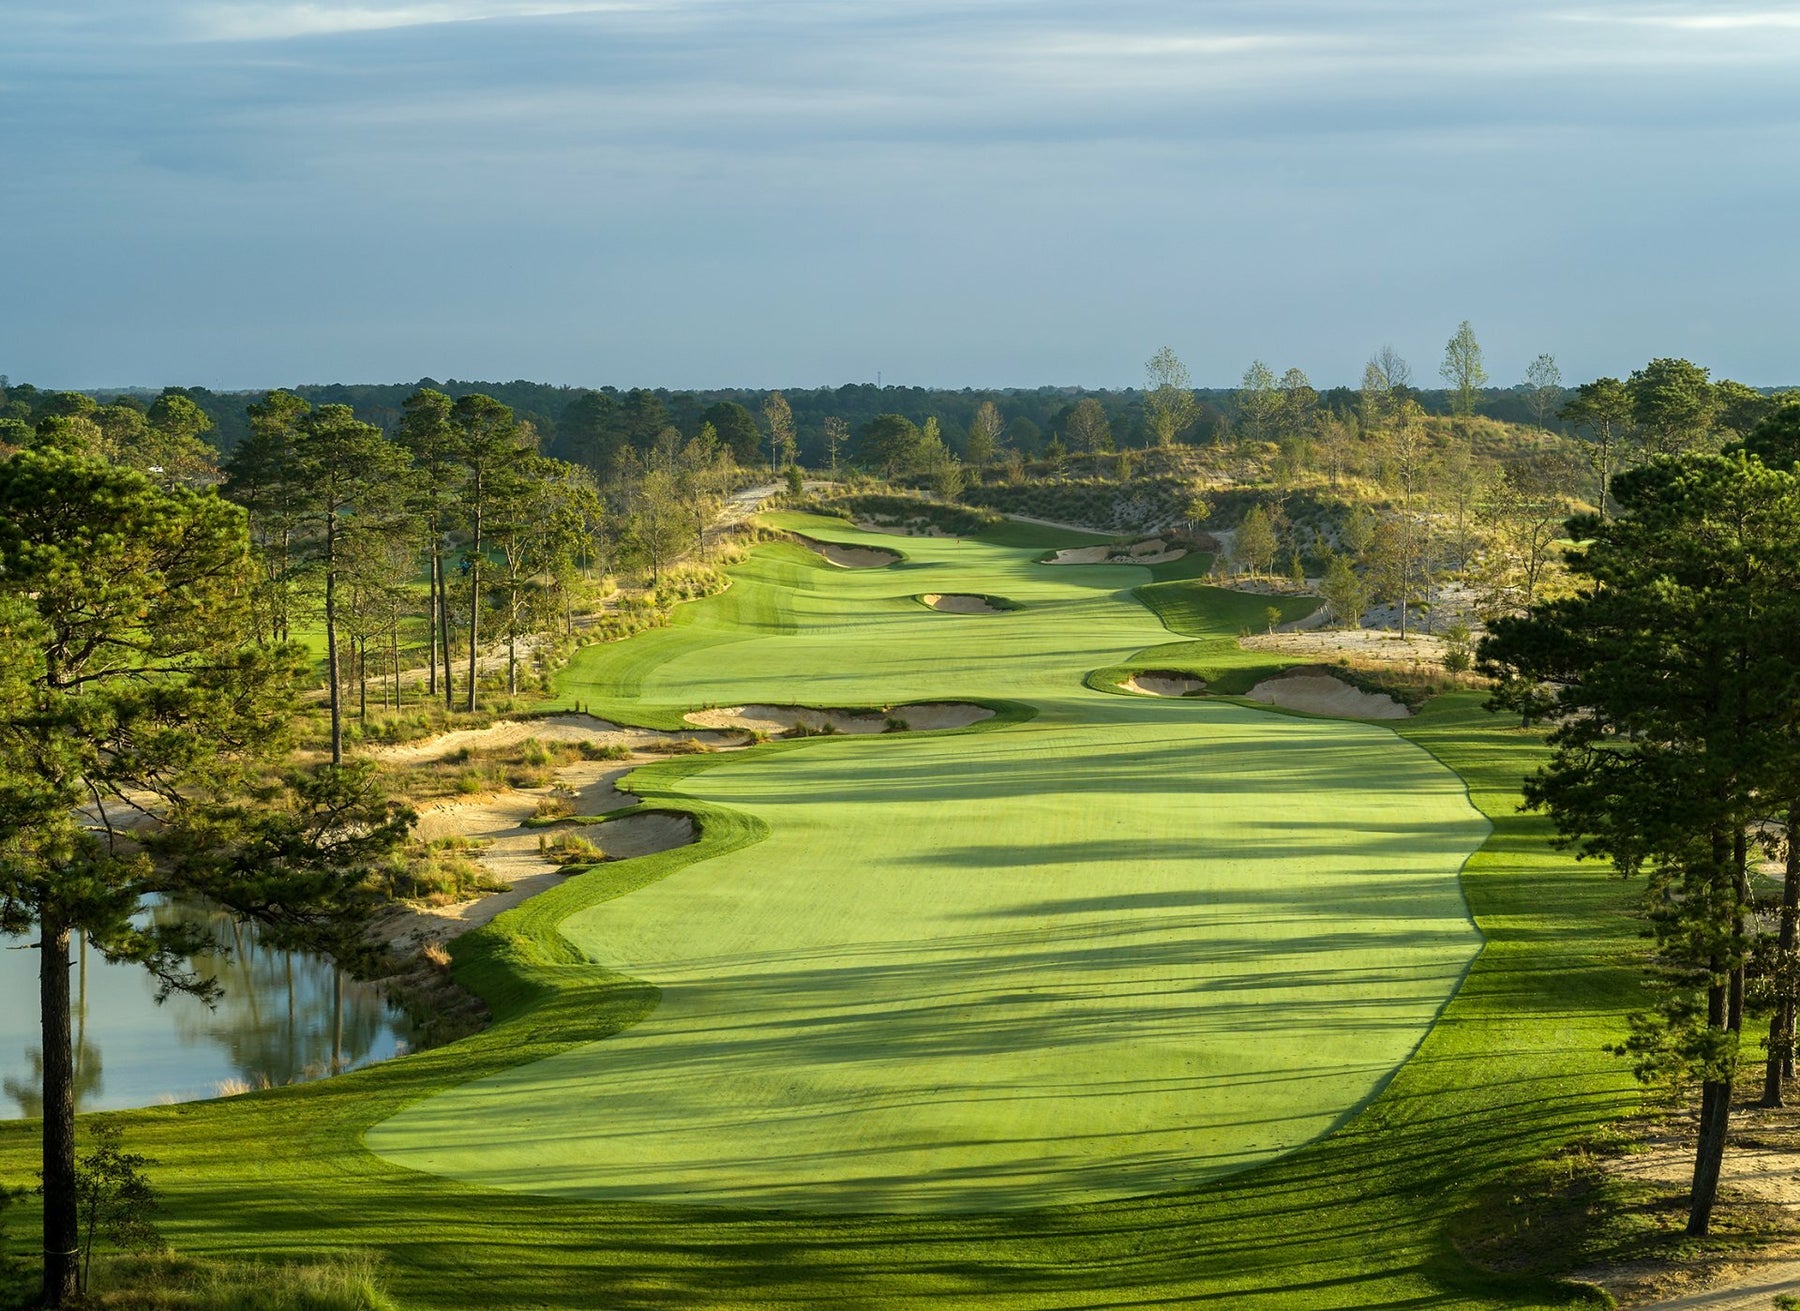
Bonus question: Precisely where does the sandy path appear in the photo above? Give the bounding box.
[1630,1260,1800,1309]
[1246,673,1410,720]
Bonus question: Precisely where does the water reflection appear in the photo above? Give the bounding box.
[0,904,419,1118]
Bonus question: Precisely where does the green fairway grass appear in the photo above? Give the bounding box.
[0,514,1642,1308]
[369,701,1488,1211]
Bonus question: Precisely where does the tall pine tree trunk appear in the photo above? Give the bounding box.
[1689,829,1747,1235]
[39,917,77,1307]
[438,546,454,711]
[324,516,343,765]
[426,546,438,698]
[1765,802,1800,1105]
[466,496,482,714]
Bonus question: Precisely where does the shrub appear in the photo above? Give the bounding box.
[540,831,604,867]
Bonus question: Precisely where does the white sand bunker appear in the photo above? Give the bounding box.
[1246,673,1411,720]
[797,536,901,569]
[1121,671,1205,697]
[684,703,993,735]
[1047,538,1188,566]
[920,593,1008,614]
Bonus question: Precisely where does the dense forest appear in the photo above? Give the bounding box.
[9,350,1781,474]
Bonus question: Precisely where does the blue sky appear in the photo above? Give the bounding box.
[4,1,1796,391]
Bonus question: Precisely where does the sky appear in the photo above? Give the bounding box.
[3,1,1797,392]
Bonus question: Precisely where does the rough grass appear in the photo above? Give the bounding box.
[77,1251,396,1310]
[0,512,1643,1309]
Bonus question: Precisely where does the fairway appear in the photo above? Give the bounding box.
[370,517,1489,1212]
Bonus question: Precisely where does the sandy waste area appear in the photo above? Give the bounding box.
[1245,673,1410,720]
[1047,537,1188,566]
[370,720,715,952]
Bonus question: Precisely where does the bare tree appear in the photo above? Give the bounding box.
[763,391,796,475]
[1237,360,1281,444]
[822,415,849,477]
[1524,353,1564,432]
[1361,345,1411,436]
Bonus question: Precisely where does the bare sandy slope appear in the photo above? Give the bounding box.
[684,703,994,734]
[1243,628,1451,667]
[1246,673,1411,720]
[369,715,731,764]
[1121,672,1205,697]
[921,593,1003,614]
[1047,537,1187,566]
[372,727,702,952]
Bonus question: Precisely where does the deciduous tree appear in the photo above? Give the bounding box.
[1439,321,1487,433]
[763,391,796,475]
[966,402,1004,469]
[1237,360,1281,445]
[1144,347,1199,447]
[1524,353,1564,432]
[1065,397,1112,454]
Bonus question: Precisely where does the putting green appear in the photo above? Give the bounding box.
[369,517,1488,1212]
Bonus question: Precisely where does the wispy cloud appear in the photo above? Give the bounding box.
[182,1,650,41]
[3,0,1798,388]
[1565,6,1800,30]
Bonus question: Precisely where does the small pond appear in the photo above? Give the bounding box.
[1,899,421,1118]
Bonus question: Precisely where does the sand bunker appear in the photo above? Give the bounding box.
[573,811,696,861]
[797,536,901,569]
[1245,673,1410,720]
[1047,538,1188,567]
[369,715,728,764]
[920,593,1007,614]
[684,703,993,735]
[1121,671,1205,697]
